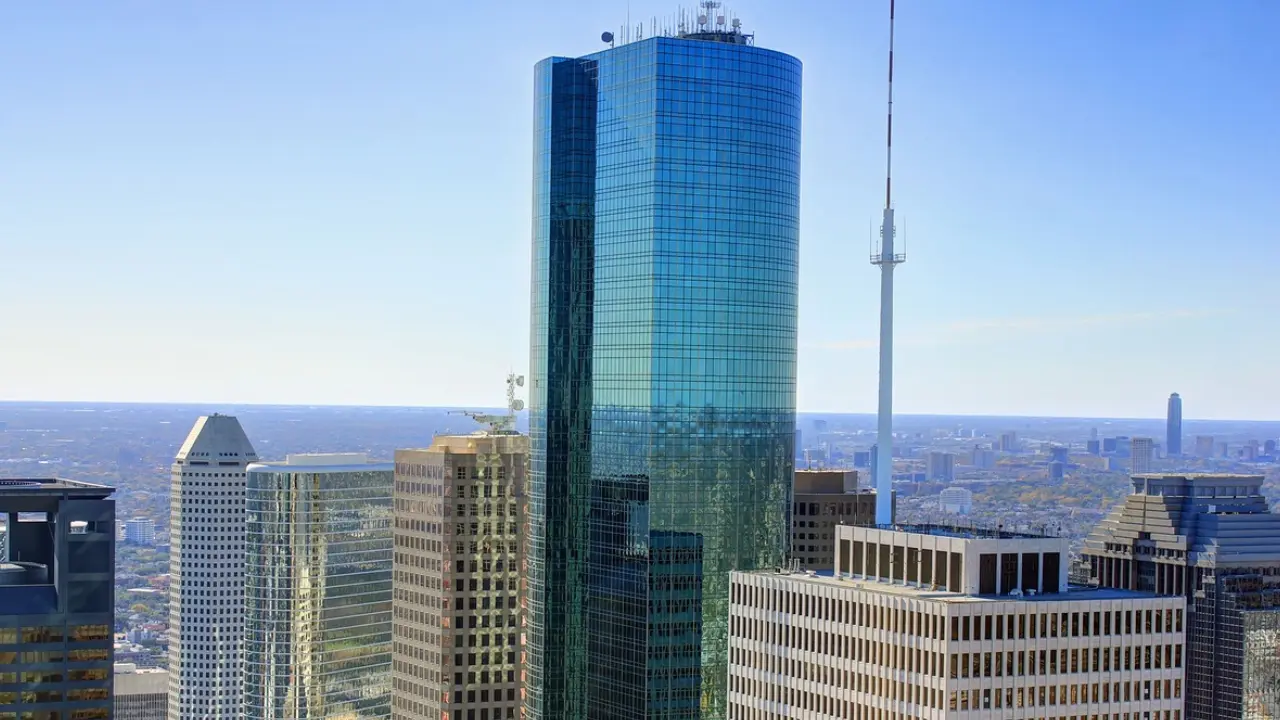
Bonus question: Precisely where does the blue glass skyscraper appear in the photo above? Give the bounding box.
[527,23,800,720]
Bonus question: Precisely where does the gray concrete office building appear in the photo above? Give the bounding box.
[114,664,167,720]
[0,478,115,720]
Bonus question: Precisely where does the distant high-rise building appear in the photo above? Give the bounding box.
[1,478,115,720]
[125,516,155,545]
[926,451,955,482]
[1131,437,1154,474]
[794,427,804,462]
[1047,445,1069,464]
[998,431,1018,453]
[1195,435,1215,458]
[1083,473,1280,720]
[1115,435,1133,457]
[790,469,886,571]
[242,453,393,720]
[1265,439,1277,456]
[1048,460,1065,480]
[1242,440,1259,462]
[1102,437,1118,454]
[390,431,527,720]
[1217,441,1230,458]
[853,450,871,468]
[730,524,1187,719]
[528,24,801,720]
[1085,439,1101,455]
[115,664,167,720]
[970,445,996,470]
[1167,392,1183,456]
[938,486,973,514]
[167,415,258,720]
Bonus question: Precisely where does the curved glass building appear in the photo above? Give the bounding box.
[243,454,394,720]
[528,26,801,720]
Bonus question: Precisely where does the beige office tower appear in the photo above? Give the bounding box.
[1131,437,1154,474]
[114,664,168,720]
[729,524,1187,720]
[391,431,528,720]
[792,470,887,571]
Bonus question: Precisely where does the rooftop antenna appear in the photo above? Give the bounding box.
[699,0,720,29]
[448,373,525,435]
[870,0,905,525]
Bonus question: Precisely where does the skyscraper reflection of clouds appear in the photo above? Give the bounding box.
[243,454,394,720]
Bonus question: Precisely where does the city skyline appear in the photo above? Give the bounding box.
[3,0,1278,419]
[4,398,1279,718]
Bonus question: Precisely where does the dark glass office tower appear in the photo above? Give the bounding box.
[1082,474,1280,720]
[0,479,115,720]
[527,24,800,720]
[1167,392,1183,456]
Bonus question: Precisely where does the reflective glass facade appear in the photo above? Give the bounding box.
[1243,609,1280,719]
[528,35,801,720]
[244,459,394,720]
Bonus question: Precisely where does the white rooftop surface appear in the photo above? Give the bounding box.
[248,453,392,471]
[284,452,369,466]
[742,570,1164,605]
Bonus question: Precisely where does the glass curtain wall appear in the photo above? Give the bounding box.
[529,35,801,720]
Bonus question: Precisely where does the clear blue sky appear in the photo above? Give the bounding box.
[1,1,1276,419]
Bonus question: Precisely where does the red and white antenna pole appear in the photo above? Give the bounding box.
[872,0,904,525]
[885,0,895,211]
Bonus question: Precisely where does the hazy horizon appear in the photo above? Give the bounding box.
[1,399,1274,425]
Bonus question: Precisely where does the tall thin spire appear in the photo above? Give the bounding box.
[871,0,905,525]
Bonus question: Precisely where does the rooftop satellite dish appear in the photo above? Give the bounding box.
[512,399,526,412]
[698,14,707,25]
[731,18,741,28]
[601,31,614,44]
[516,376,525,387]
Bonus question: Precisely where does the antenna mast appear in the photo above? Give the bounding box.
[870,0,905,525]
[448,374,526,435]
[884,0,896,212]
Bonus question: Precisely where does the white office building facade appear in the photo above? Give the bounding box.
[126,516,156,545]
[167,414,258,720]
[728,525,1186,720]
